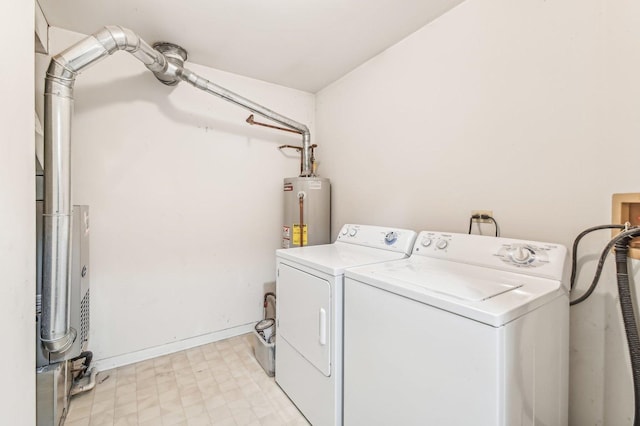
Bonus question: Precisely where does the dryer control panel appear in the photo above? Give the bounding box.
[337,224,417,255]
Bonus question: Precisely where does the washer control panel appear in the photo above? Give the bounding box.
[414,232,453,254]
[411,231,567,280]
[496,243,550,268]
[337,224,417,255]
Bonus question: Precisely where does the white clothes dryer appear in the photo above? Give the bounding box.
[343,231,569,426]
[275,224,417,426]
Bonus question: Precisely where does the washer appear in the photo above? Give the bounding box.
[343,231,569,426]
[276,224,417,426]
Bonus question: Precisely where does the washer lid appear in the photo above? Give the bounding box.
[377,265,523,302]
[346,256,565,327]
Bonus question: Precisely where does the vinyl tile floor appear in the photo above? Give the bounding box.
[64,334,309,426]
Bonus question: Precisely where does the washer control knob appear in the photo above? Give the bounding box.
[421,238,432,247]
[509,245,535,264]
[436,239,448,250]
[349,228,358,237]
[342,227,349,235]
[385,231,398,245]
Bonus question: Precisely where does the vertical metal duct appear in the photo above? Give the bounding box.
[42,26,173,353]
[43,26,313,353]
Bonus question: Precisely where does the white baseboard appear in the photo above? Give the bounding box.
[92,322,255,372]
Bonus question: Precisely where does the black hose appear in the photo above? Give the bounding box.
[614,237,640,426]
[570,226,640,423]
[571,227,639,305]
[569,224,626,291]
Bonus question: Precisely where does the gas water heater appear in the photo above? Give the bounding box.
[282,177,330,248]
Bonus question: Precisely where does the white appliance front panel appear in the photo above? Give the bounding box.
[344,278,501,426]
[278,263,331,377]
[344,278,568,426]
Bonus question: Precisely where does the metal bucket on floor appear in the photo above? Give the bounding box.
[251,326,276,377]
[252,293,277,376]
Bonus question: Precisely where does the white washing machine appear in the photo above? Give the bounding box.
[275,224,417,426]
[343,231,569,426]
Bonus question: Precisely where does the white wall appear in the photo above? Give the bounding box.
[317,0,638,424]
[601,2,640,423]
[0,1,35,424]
[36,27,314,366]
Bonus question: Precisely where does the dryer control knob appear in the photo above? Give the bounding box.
[509,245,535,264]
[349,228,358,237]
[421,238,432,247]
[385,232,398,245]
[342,227,349,235]
[436,239,448,250]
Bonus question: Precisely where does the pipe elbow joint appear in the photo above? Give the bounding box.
[93,26,122,54]
[42,327,77,354]
[45,57,77,92]
[99,26,138,53]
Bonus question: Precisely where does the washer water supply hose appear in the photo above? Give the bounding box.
[615,236,640,425]
[571,225,640,424]
[569,224,627,302]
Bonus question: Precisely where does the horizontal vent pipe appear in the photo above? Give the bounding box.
[42,26,312,354]
[177,67,311,174]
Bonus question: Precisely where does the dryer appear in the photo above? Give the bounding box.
[276,224,417,426]
[343,231,569,426]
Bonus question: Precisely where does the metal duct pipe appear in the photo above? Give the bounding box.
[42,26,174,353]
[177,68,312,175]
[43,25,313,354]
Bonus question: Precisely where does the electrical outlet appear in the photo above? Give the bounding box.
[471,210,493,223]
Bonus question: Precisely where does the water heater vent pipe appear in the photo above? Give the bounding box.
[43,26,313,354]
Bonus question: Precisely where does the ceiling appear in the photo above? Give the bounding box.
[38,0,465,93]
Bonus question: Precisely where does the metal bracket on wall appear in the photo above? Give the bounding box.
[246,114,303,134]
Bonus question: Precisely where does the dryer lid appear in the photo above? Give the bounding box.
[277,243,409,276]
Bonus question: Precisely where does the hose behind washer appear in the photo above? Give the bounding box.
[615,237,640,426]
[570,226,640,423]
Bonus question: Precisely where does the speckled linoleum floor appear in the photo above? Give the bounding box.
[64,334,309,426]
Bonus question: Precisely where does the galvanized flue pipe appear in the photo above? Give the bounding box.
[43,25,312,354]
